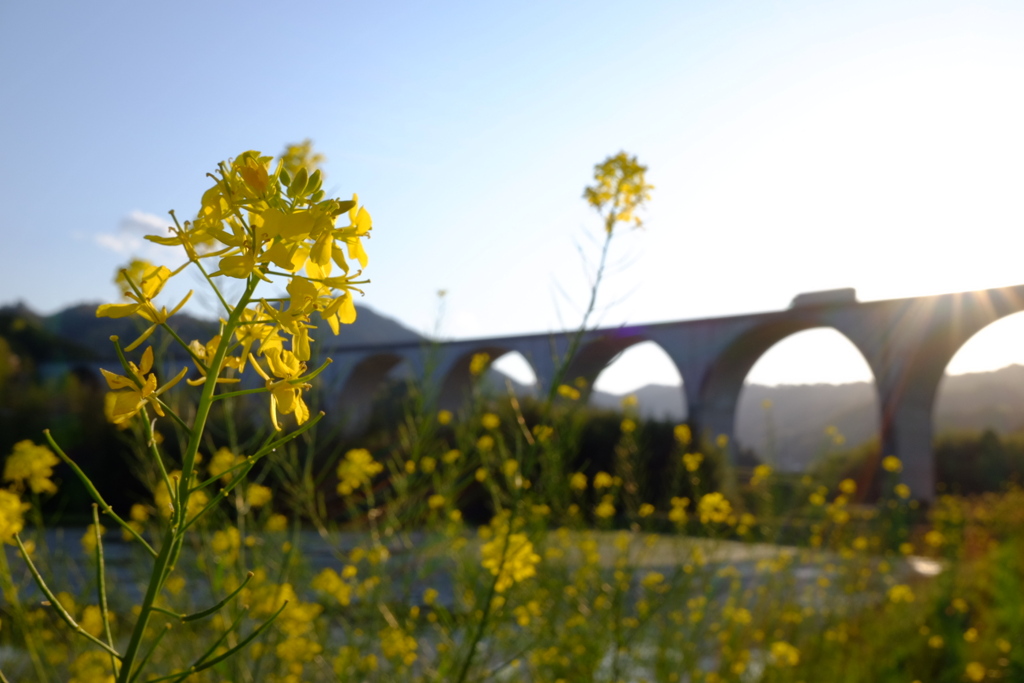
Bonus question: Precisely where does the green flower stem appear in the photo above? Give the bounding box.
[92,505,120,678]
[0,544,48,682]
[453,523,515,683]
[43,430,157,557]
[126,623,170,683]
[117,277,257,683]
[149,602,286,683]
[210,387,269,401]
[14,534,123,659]
[180,464,254,534]
[545,228,614,406]
[139,416,175,525]
[249,412,325,460]
[180,571,254,622]
[151,397,191,433]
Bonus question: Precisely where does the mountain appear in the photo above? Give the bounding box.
[592,366,1024,471]
[0,302,423,362]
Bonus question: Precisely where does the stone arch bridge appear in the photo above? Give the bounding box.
[319,285,1024,501]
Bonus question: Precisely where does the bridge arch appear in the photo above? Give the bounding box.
[695,318,880,457]
[335,352,412,435]
[933,311,1024,492]
[491,351,540,391]
[436,345,543,410]
[588,339,688,420]
[734,327,881,472]
[562,333,676,393]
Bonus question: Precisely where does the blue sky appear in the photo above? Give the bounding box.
[3,0,1024,392]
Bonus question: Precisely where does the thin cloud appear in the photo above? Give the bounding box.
[95,211,171,257]
[120,210,170,235]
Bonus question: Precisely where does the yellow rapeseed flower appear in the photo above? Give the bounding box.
[888,584,915,603]
[557,384,581,401]
[698,492,733,524]
[469,353,490,377]
[266,514,289,532]
[101,346,187,425]
[925,530,945,547]
[770,641,800,667]
[569,472,587,491]
[583,152,654,232]
[249,347,311,430]
[595,497,616,519]
[750,464,772,486]
[481,532,540,592]
[0,493,30,543]
[882,455,903,472]
[208,447,245,483]
[532,424,554,442]
[80,524,106,555]
[894,483,912,499]
[965,662,986,682]
[437,409,453,425]
[210,527,240,564]
[674,424,692,445]
[69,650,113,683]
[482,413,500,429]
[336,449,383,495]
[4,440,59,495]
[312,568,355,606]
[669,497,689,524]
[593,471,614,489]
[683,452,703,472]
[380,626,418,666]
[246,484,273,508]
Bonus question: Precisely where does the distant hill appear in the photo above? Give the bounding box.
[0,302,423,362]
[592,366,1024,471]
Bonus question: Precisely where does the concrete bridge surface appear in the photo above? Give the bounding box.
[318,284,1024,501]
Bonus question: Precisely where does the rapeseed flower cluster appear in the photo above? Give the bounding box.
[3,440,59,495]
[481,527,541,592]
[96,148,372,430]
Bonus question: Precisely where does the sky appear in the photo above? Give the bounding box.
[3,0,1024,393]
